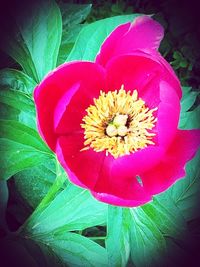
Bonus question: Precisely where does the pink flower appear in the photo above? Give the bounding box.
[34,16,200,207]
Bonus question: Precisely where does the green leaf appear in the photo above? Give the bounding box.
[0,89,36,129]
[0,120,49,151]
[180,59,188,68]
[180,86,198,113]
[25,161,67,213]
[106,207,130,267]
[7,159,62,225]
[129,207,166,267]
[57,3,91,65]
[167,150,200,221]
[179,105,200,129]
[0,69,36,129]
[60,3,92,27]
[2,32,39,83]
[0,139,49,181]
[57,25,84,65]
[2,0,62,82]
[14,160,57,209]
[36,232,108,267]
[67,14,139,62]
[179,86,199,129]
[0,180,9,231]
[0,120,52,180]
[23,183,107,236]
[18,167,107,266]
[0,68,37,95]
[142,197,187,238]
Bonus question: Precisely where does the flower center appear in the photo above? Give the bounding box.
[81,85,157,158]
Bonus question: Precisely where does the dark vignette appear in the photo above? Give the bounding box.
[0,0,200,266]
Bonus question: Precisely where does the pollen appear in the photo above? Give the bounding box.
[81,85,157,158]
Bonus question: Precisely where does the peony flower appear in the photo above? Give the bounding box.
[34,16,200,207]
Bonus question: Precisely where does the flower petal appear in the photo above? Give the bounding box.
[129,50,182,99]
[104,49,181,100]
[105,54,162,107]
[54,82,104,136]
[105,55,181,150]
[91,191,151,207]
[110,146,165,175]
[141,129,200,195]
[56,134,105,189]
[154,51,181,98]
[105,53,181,104]
[57,134,153,207]
[156,81,181,148]
[34,61,105,151]
[54,82,80,132]
[92,155,152,207]
[96,15,164,67]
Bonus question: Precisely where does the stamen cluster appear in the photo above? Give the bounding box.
[81,86,157,158]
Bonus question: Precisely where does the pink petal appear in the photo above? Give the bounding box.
[153,51,182,98]
[124,50,182,99]
[110,146,165,176]
[54,82,104,136]
[106,53,182,107]
[54,83,80,132]
[56,134,153,207]
[56,134,105,189]
[34,61,105,151]
[105,52,181,98]
[105,54,162,108]
[105,55,181,150]
[96,15,164,67]
[156,81,181,148]
[141,129,200,195]
[91,192,152,207]
[92,155,152,207]
[133,49,182,99]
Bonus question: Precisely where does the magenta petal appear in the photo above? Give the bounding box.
[91,191,152,207]
[96,15,164,67]
[54,82,104,136]
[134,50,182,99]
[111,146,165,175]
[156,81,180,148]
[54,83,80,131]
[56,135,105,190]
[34,61,105,151]
[153,51,182,98]
[92,155,152,206]
[57,135,152,206]
[105,54,162,105]
[105,52,182,101]
[141,129,200,195]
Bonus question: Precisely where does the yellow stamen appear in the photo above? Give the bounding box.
[113,114,128,127]
[81,85,157,158]
[106,124,118,137]
[117,125,128,136]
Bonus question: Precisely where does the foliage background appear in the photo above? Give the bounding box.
[0,0,199,266]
